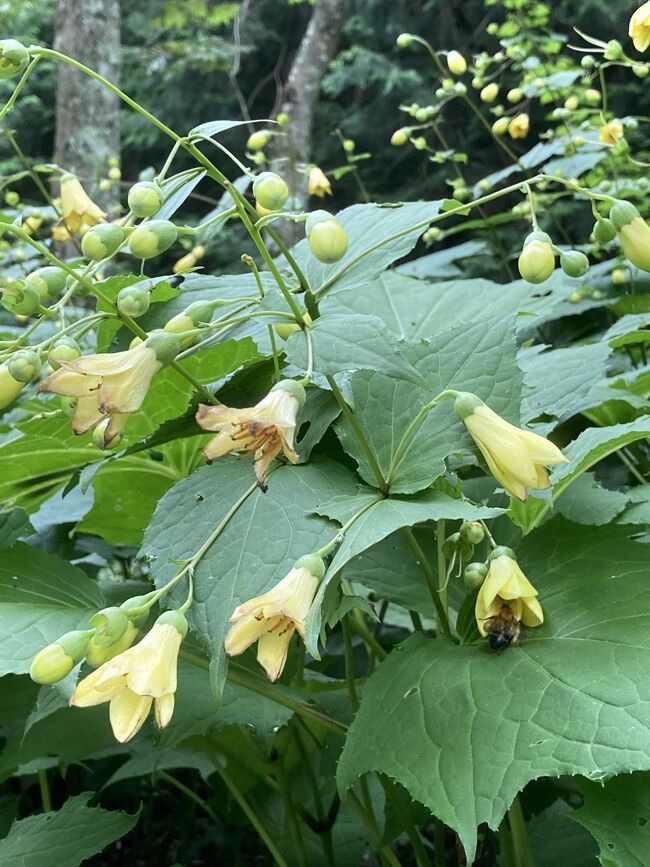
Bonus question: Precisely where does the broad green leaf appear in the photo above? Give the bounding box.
[605,313,650,348]
[104,746,214,786]
[395,240,488,280]
[335,316,521,493]
[157,169,206,220]
[189,118,268,138]
[140,459,358,695]
[289,200,443,297]
[528,801,599,867]
[0,416,100,512]
[286,313,426,385]
[324,273,532,340]
[337,519,650,860]
[0,543,103,676]
[0,509,34,548]
[0,793,138,867]
[305,491,504,655]
[182,336,260,385]
[511,418,650,533]
[573,773,650,867]
[618,485,650,526]
[556,473,631,526]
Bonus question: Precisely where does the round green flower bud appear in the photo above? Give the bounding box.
[129,220,178,259]
[633,64,649,79]
[25,266,67,301]
[247,130,271,151]
[0,39,29,80]
[0,363,25,409]
[108,166,121,181]
[463,562,489,590]
[276,113,289,127]
[90,606,130,647]
[564,96,579,112]
[442,532,461,559]
[116,284,151,318]
[5,190,19,207]
[8,349,41,383]
[581,54,595,69]
[518,235,555,284]
[396,33,415,48]
[48,337,81,370]
[492,117,510,136]
[489,545,516,562]
[460,521,485,546]
[609,200,640,232]
[144,329,183,365]
[295,554,326,579]
[81,223,125,260]
[569,291,582,303]
[390,126,411,147]
[343,139,355,153]
[560,250,589,278]
[156,609,189,637]
[30,643,74,684]
[507,88,523,103]
[271,378,307,409]
[128,181,163,218]
[585,88,601,105]
[308,218,349,263]
[120,593,157,628]
[1,281,41,316]
[253,172,289,211]
[92,417,123,450]
[305,209,333,237]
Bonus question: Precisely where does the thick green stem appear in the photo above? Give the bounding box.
[37,768,52,813]
[403,529,453,641]
[507,796,536,867]
[158,770,219,822]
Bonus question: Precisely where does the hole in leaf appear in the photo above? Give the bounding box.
[638,817,648,827]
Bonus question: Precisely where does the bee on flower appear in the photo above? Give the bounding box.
[308,167,332,198]
[196,379,305,485]
[39,330,182,447]
[70,611,187,743]
[58,173,106,234]
[475,547,543,648]
[224,555,325,681]
[454,392,567,501]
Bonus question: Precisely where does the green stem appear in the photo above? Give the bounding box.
[508,796,535,867]
[436,520,448,625]
[294,719,336,867]
[403,529,452,641]
[342,616,359,711]
[380,778,432,867]
[0,56,41,122]
[213,762,290,867]
[326,374,387,493]
[158,770,219,822]
[347,791,402,867]
[268,324,282,382]
[37,768,52,813]
[386,389,457,483]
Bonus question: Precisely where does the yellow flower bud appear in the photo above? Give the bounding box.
[391,128,410,147]
[446,50,467,76]
[247,130,270,151]
[612,267,629,285]
[611,203,650,272]
[599,119,624,145]
[30,644,74,684]
[507,88,523,103]
[508,113,530,139]
[491,117,510,136]
[480,83,499,103]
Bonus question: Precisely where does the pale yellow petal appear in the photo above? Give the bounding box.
[515,428,566,466]
[196,403,258,432]
[256,624,294,681]
[203,431,240,461]
[521,595,544,627]
[39,367,102,398]
[154,693,175,729]
[126,624,182,697]
[224,613,271,656]
[71,396,104,435]
[71,667,126,707]
[253,440,283,482]
[109,689,152,742]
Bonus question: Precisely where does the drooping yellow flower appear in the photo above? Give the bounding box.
[630,2,650,52]
[70,612,187,743]
[196,379,305,484]
[475,548,543,636]
[224,555,325,681]
[39,330,181,443]
[59,173,106,234]
[508,113,530,140]
[454,392,567,501]
[599,119,624,145]
[308,167,332,198]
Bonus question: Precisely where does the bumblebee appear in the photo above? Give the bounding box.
[484,604,524,651]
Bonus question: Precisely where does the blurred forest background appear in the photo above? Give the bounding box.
[1,0,638,257]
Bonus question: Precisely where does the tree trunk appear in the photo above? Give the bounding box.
[53,0,121,208]
[269,0,348,242]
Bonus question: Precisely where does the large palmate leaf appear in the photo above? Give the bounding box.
[323,273,532,340]
[335,316,521,494]
[288,200,443,297]
[140,459,359,695]
[0,543,103,676]
[337,519,650,860]
[0,794,139,867]
[573,773,650,867]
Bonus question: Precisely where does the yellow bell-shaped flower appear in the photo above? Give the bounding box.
[475,548,543,636]
[610,200,650,272]
[599,119,624,145]
[59,173,106,234]
[70,611,187,743]
[454,392,567,501]
[224,555,325,681]
[196,379,305,484]
[508,113,530,139]
[308,167,332,198]
[630,1,650,52]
